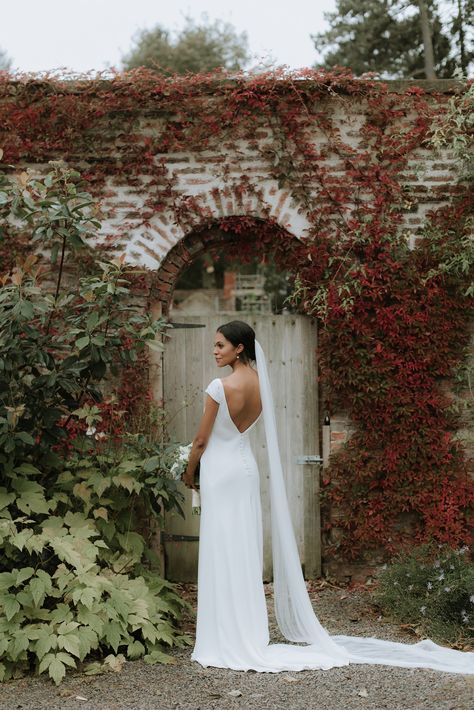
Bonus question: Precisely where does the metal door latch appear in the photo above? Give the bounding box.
[161,532,200,542]
[296,455,323,464]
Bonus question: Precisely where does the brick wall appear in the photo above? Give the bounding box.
[89,82,465,271]
[7,78,471,581]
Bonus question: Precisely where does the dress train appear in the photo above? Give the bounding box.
[191,362,473,675]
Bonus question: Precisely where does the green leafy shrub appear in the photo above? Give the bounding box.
[373,542,474,644]
[0,464,188,684]
[0,163,189,683]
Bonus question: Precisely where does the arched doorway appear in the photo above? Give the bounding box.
[152,222,321,582]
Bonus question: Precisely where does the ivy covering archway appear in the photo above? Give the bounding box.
[1,68,472,564]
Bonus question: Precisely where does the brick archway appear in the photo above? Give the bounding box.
[123,184,311,274]
[153,219,303,316]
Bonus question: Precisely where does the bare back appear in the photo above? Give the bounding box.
[220,369,262,434]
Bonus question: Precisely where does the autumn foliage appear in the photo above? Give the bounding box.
[0,67,472,562]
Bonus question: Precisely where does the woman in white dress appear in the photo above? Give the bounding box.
[183,320,473,675]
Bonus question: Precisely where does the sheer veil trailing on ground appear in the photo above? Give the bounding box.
[254,339,474,675]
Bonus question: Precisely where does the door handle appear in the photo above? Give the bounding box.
[296,455,323,464]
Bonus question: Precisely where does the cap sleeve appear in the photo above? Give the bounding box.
[205,378,222,404]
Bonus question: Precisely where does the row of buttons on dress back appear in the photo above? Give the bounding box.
[238,435,253,476]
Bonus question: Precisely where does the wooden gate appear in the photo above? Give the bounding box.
[160,314,320,581]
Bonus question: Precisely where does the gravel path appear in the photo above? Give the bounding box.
[2,582,473,710]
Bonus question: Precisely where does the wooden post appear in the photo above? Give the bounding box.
[322,415,331,468]
[303,461,321,578]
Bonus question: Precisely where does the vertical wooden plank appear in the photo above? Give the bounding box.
[163,315,206,581]
[285,316,304,554]
[185,317,204,439]
[302,316,321,578]
[163,322,187,443]
[255,315,278,579]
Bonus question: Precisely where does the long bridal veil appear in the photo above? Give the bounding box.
[254,339,473,674]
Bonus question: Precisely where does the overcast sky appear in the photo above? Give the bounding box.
[1,0,335,75]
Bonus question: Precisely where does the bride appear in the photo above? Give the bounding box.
[182,320,473,674]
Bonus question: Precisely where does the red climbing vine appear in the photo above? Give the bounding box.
[0,67,472,562]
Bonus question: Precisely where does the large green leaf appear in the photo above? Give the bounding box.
[49,535,97,571]
[57,632,81,658]
[112,473,141,494]
[10,630,29,660]
[35,632,55,660]
[16,492,50,515]
[143,456,161,472]
[48,657,66,685]
[116,531,144,560]
[14,432,35,446]
[0,572,16,603]
[75,608,104,635]
[76,626,98,660]
[29,577,46,607]
[2,594,20,621]
[10,529,35,551]
[15,567,35,585]
[14,463,42,476]
[0,489,16,510]
[102,621,123,653]
[79,587,96,610]
[75,336,90,350]
[127,639,145,659]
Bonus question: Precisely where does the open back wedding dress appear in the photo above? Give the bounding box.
[191,340,473,674]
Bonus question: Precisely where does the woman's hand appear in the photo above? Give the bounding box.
[183,469,197,490]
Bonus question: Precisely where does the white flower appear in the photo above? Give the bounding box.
[169,443,193,479]
[86,426,96,436]
[420,606,427,615]
[408,584,414,591]
[433,559,441,568]
[444,586,451,593]
[461,610,469,624]
[469,595,474,604]
[436,572,445,581]
[427,582,433,590]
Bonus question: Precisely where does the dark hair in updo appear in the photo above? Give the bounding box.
[217,320,256,364]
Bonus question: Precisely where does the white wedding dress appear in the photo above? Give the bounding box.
[191,342,473,675]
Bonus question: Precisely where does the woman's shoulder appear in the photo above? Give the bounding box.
[205,377,223,389]
[204,377,223,402]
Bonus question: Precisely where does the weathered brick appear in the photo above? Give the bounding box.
[5,79,470,582]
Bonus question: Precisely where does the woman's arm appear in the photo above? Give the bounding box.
[183,395,219,490]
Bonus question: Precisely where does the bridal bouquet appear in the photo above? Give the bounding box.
[170,443,201,514]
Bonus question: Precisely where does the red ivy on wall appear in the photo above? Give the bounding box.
[312,198,473,559]
[0,68,472,562]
